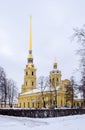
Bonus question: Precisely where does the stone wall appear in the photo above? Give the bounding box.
[0,108,85,118]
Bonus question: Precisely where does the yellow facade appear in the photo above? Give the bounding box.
[18,17,83,108]
[18,62,73,108]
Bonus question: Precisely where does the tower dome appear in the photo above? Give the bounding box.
[53,60,57,69]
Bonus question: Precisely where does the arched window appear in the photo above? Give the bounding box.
[26,72,28,75]
[26,82,27,86]
[38,102,39,108]
[32,102,34,108]
[43,101,46,108]
[24,102,25,108]
[57,78,58,82]
[20,103,21,108]
[61,100,62,106]
[28,102,29,108]
[52,78,54,82]
[81,102,83,107]
[32,82,34,86]
[32,72,34,75]
[77,102,79,107]
[74,103,75,106]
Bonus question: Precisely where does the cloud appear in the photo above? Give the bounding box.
[0,45,13,57]
[0,29,13,57]
[0,0,85,89]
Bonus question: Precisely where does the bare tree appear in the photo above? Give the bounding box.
[51,78,58,108]
[44,76,51,108]
[7,79,18,107]
[0,66,18,108]
[70,76,76,107]
[65,82,74,107]
[0,67,7,107]
[38,76,46,108]
[72,25,85,106]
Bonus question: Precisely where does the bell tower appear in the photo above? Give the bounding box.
[21,16,36,93]
[50,60,61,87]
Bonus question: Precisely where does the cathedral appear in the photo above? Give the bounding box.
[18,17,83,108]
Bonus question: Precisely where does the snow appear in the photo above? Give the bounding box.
[20,86,60,95]
[0,114,84,130]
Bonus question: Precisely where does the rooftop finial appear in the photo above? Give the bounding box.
[53,57,57,69]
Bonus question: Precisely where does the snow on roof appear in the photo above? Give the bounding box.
[20,86,60,96]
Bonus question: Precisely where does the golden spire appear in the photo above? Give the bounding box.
[29,16,32,51]
[28,16,33,65]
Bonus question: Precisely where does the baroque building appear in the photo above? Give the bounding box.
[18,17,83,108]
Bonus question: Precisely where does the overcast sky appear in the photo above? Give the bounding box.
[0,0,85,90]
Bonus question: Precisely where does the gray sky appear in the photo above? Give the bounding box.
[0,0,85,90]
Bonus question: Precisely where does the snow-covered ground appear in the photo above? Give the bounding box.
[0,114,84,130]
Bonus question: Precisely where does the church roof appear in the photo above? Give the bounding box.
[20,86,60,96]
